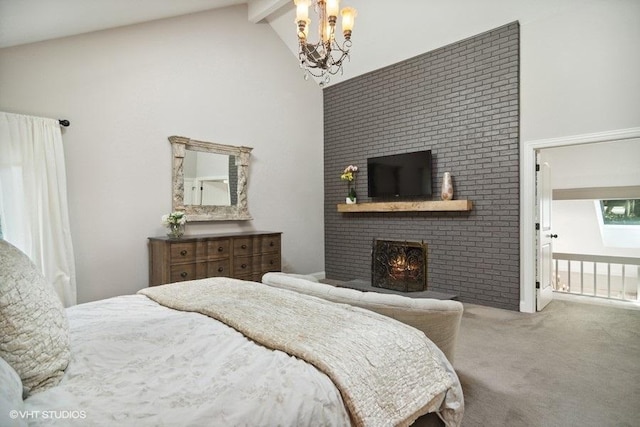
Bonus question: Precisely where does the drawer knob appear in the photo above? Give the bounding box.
[270,260,274,265]
[270,241,274,247]
[180,250,188,256]
[241,263,247,269]
[241,244,247,249]
[218,246,224,252]
[218,267,224,272]
[180,272,188,278]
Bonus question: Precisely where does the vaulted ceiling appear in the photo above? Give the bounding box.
[0,0,601,85]
[0,0,250,48]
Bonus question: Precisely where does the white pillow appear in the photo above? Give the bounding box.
[0,240,70,396]
[0,357,26,427]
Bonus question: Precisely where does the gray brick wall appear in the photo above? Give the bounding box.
[229,155,238,206]
[323,22,520,310]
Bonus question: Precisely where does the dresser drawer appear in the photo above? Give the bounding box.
[170,242,197,263]
[233,238,254,256]
[206,260,231,277]
[233,255,258,276]
[207,239,230,260]
[260,236,280,253]
[170,263,197,282]
[261,254,281,271]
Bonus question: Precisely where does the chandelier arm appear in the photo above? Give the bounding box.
[300,48,350,74]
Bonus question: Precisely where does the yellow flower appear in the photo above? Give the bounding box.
[340,165,358,181]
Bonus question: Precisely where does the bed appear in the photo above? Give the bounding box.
[0,240,463,426]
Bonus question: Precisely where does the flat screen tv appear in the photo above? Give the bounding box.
[367,150,432,198]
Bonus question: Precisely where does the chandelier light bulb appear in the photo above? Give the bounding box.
[295,0,310,22]
[340,7,356,38]
[326,0,340,17]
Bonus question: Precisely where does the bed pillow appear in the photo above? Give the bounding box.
[0,240,70,396]
[0,357,26,427]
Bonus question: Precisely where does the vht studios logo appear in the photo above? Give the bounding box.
[10,410,87,420]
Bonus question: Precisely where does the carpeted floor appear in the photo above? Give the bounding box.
[453,299,640,426]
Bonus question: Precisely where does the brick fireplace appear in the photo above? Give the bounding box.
[372,239,427,292]
[323,22,520,310]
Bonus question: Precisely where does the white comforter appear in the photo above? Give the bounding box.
[24,295,351,426]
[24,286,463,426]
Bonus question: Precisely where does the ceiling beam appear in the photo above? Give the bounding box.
[553,186,640,200]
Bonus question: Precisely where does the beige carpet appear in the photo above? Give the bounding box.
[320,279,640,426]
[454,299,640,426]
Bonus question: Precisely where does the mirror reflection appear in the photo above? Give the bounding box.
[183,151,238,206]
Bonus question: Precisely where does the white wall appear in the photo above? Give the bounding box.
[268,0,640,140]
[0,5,325,303]
[521,0,640,141]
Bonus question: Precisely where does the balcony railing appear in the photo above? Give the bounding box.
[553,253,640,302]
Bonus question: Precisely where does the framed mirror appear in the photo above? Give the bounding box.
[169,136,253,221]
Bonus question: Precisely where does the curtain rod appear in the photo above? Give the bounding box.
[59,119,70,127]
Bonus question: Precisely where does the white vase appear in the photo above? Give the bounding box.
[346,197,357,204]
[441,172,453,201]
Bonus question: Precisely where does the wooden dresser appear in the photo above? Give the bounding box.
[148,231,282,286]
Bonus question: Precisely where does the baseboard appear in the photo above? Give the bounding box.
[553,292,640,311]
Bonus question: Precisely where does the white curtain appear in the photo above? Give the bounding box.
[0,112,77,306]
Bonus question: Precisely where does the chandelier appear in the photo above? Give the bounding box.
[294,0,357,85]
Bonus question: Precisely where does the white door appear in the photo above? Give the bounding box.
[183,178,196,205]
[536,155,554,311]
[201,180,231,206]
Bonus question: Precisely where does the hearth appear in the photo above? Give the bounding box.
[372,239,427,292]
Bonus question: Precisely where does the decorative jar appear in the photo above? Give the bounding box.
[162,211,187,238]
[167,223,185,238]
[441,172,454,201]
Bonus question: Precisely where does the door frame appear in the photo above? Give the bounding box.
[520,127,640,313]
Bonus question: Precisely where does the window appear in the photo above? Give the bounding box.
[600,199,640,226]
[595,199,640,248]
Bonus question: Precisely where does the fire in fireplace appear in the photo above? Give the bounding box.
[372,239,428,292]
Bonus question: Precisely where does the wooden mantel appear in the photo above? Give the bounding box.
[336,200,473,213]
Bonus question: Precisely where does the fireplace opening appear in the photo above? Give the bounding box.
[372,239,428,292]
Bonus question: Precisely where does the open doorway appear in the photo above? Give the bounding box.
[541,143,640,305]
[521,128,640,313]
